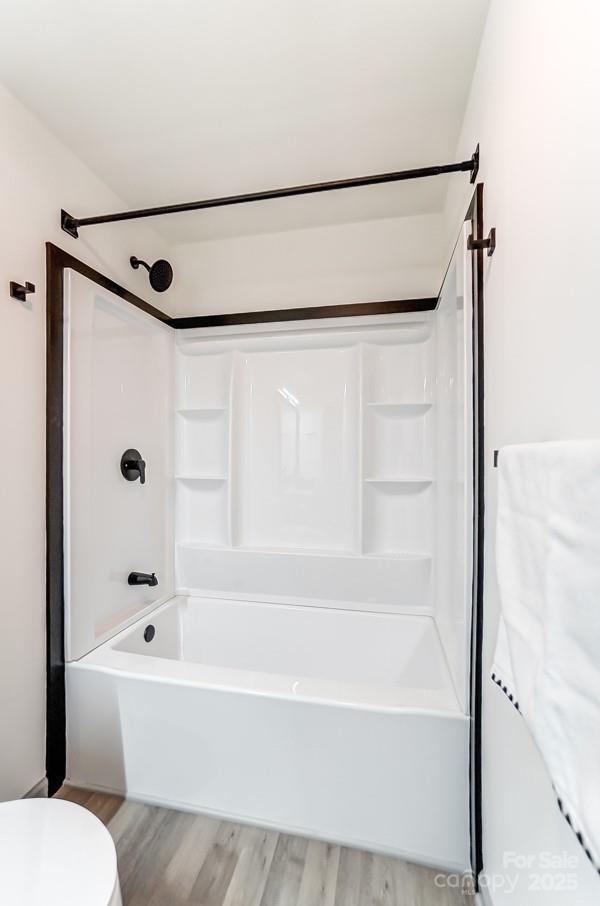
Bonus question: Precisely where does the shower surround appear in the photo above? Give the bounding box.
[64,234,473,871]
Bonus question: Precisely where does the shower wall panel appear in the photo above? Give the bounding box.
[64,271,174,660]
[174,315,439,616]
[235,345,358,552]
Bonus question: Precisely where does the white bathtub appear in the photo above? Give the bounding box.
[66,595,470,871]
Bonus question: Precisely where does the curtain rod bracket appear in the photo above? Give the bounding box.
[61,210,79,238]
[467,227,496,257]
[470,144,480,183]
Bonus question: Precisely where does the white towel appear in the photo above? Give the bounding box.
[493,441,600,872]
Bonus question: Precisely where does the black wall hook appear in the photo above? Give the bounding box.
[10,281,35,302]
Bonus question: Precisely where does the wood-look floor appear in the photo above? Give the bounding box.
[56,786,472,905]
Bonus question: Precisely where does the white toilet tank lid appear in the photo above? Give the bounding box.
[0,798,119,906]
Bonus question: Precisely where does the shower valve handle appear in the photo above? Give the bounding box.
[121,449,146,484]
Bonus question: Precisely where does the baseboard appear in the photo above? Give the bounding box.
[23,777,48,799]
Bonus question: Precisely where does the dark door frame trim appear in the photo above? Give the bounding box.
[467,183,485,888]
[45,244,66,795]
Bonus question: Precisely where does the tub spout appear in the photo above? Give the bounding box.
[128,571,158,587]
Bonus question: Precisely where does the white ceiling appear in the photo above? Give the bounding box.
[0,0,489,242]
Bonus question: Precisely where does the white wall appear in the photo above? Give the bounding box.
[448,2,600,902]
[168,213,445,316]
[0,82,170,800]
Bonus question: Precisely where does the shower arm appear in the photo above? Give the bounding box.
[130,256,150,274]
[61,147,479,238]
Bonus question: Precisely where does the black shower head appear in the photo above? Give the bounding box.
[130,256,173,293]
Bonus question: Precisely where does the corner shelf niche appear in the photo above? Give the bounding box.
[176,478,229,546]
[360,333,435,558]
[175,350,233,547]
[175,410,229,476]
[362,479,433,557]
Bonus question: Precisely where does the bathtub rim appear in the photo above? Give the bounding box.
[71,594,465,717]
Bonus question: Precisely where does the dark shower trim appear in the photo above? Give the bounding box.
[46,244,172,325]
[60,147,479,237]
[169,297,438,329]
[46,244,66,795]
[46,244,438,329]
[468,182,486,890]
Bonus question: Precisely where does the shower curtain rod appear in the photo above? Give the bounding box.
[61,146,479,237]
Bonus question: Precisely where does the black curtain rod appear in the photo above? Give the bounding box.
[61,146,479,237]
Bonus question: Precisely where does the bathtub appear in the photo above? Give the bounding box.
[66,595,470,871]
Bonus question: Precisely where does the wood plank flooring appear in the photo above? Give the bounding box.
[55,786,472,905]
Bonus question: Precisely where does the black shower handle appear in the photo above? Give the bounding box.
[121,449,146,484]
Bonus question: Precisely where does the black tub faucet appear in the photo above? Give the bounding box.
[128,571,158,587]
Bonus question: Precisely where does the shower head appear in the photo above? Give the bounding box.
[130,256,173,293]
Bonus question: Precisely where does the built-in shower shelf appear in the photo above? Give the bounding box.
[177,541,231,550]
[363,551,432,561]
[175,475,228,483]
[366,402,433,415]
[233,543,356,557]
[176,407,228,416]
[364,478,433,487]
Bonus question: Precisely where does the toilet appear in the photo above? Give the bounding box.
[0,798,122,906]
